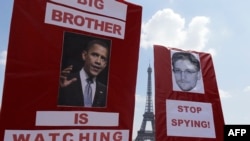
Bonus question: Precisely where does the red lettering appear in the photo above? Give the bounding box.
[177,105,183,112]
[34,133,44,141]
[78,0,88,5]
[183,106,189,112]
[13,134,30,141]
[171,118,210,128]
[11,131,124,141]
[197,106,202,113]
[177,105,202,113]
[113,24,122,35]
[113,132,122,141]
[178,119,184,126]
[74,15,85,26]
[85,17,95,28]
[74,113,88,124]
[52,10,62,21]
[63,133,73,141]
[50,10,123,36]
[105,22,113,33]
[79,133,90,141]
[93,132,97,141]
[171,119,177,126]
[63,12,74,24]
[49,133,60,141]
[184,119,190,126]
[78,0,104,9]
[94,20,105,31]
[100,132,110,140]
[190,107,196,113]
[200,121,209,128]
[95,0,104,9]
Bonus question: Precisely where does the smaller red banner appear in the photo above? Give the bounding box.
[154,45,224,141]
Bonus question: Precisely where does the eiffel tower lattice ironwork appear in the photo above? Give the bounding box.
[135,64,155,141]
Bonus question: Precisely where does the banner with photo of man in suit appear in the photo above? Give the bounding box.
[0,1,142,141]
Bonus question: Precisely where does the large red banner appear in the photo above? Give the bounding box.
[154,45,224,141]
[0,0,142,141]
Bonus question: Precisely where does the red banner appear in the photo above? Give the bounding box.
[0,1,142,141]
[154,45,224,141]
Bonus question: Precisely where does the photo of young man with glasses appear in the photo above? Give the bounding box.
[171,51,204,94]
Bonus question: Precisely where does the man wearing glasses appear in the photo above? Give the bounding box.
[171,51,204,93]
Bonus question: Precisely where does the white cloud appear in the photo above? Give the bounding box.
[0,50,7,65]
[219,89,232,98]
[243,86,250,93]
[141,9,185,49]
[140,8,212,52]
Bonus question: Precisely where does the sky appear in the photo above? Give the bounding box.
[1,0,250,140]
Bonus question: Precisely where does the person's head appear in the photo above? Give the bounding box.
[172,51,201,91]
[82,39,109,78]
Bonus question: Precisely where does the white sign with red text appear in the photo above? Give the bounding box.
[36,111,118,126]
[4,129,129,141]
[50,0,127,20]
[166,99,216,138]
[45,2,126,39]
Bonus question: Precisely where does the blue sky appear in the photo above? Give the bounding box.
[1,0,250,140]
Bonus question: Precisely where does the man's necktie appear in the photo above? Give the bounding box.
[84,78,93,107]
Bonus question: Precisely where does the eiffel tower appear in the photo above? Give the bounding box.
[135,64,155,141]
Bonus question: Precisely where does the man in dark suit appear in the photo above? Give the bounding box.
[58,39,109,107]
